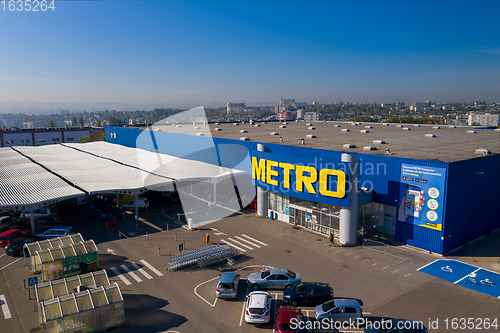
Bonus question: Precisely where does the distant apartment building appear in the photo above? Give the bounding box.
[227,103,245,113]
[429,115,446,122]
[278,98,296,113]
[303,112,320,121]
[278,111,297,121]
[0,118,24,129]
[0,127,104,147]
[296,109,304,119]
[468,112,500,127]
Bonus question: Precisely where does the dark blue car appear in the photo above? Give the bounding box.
[283,282,333,307]
[99,207,124,221]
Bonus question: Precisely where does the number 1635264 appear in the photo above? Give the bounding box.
[2,0,55,12]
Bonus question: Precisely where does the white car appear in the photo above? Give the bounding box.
[35,226,75,240]
[244,291,272,324]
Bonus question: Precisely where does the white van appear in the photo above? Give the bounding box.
[122,198,150,210]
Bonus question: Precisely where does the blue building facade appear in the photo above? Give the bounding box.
[106,126,499,255]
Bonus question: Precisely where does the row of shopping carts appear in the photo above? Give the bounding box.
[167,245,239,271]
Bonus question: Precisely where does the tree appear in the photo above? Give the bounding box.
[78,135,93,143]
[100,130,106,141]
[107,116,121,126]
[78,116,84,127]
[96,120,102,127]
[72,116,77,127]
[48,120,56,128]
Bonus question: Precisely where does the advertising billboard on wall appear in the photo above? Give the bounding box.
[252,151,350,207]
[398,163,446,231]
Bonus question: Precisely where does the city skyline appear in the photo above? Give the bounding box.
[1,0,499,113]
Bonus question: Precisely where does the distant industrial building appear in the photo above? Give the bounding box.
[0,127,103,147]
[278,111,297,121]
[303,112,320,121]
[227,103,245,113]
[278,98,296,113]
[468,112,499,127]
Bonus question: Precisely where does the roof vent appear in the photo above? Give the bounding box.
[449,125,456,128]
[215,123,219,125]
[433,126,440,129]
[283,122,288,125]
[494,128,500,131]
[475,148,491,155]
[308,127,316,130]
[254,124,261,127]
[194,126,200,129]
[363,146,377,151]
[341,129,350,132]
[414,124,420,127]
[383,123,389,126]
[343,143,356,148]
[306,134,316,138]
[215,128,222,131]
[240,130,247,133]
[351,123,358,126]
[403,127,411,130]
[233,123,239,126]
[365,125,373,128]
[171,124,176,126]
[467,130,476,134]
[240,137,250,141]
[334,124,341,127]
[196,133,205,136]
[360,130,369,133]
[306,123,312,126]
[425,134,436,138]
[298,138,305,145]
[270,132,279,135]
[396,124,403,128]
[279,125,286,128]
[373,140,386,144]
[176,125,182,128]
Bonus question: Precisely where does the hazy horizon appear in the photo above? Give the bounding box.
[1,0,498,114]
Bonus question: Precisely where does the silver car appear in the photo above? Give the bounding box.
[247,268,301,290]
[314,298,363,322]
[216,271,240,299]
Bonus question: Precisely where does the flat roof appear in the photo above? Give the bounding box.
[138,121,500,162]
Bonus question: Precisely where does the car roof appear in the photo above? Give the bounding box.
[332,298,360,307]
[248,291,270,306]
[0,229,19,236]
[219,271,239,282]
[270,268,289,275]
[301,282,331,290]
[277,306,300,322]
[10,237,30,244]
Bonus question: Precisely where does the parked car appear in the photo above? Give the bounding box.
[77,195,90,206]
[0,229,32,247]
[247,268,301,290]
[90,198,109,215]
[35,226,75,240]
[363,318,428,333]
[283,282,334,307]
[314,298,363,323]
[27,216,62,228]
[99,207,124,221]
[216,271,240,299]
[24,206,58,219]
[0,216,13,225]
[274,306,302,333]
[5,238,32,256]
[122,198,150,210]
[244,291,272,324]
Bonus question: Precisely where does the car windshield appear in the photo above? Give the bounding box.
[286,270,296,278]
[278,323,293,331]
[249,307,266,315]
[293,284,306,294]
[322,299,336,312]
[261,270,271,279]
[0,235,7,240]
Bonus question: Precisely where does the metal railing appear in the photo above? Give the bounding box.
[362,238,408,261]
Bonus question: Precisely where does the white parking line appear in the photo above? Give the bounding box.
[353,256,360,259]
[140,259,164,276]
[110,267,131,286]
[220,239,247,252]
[121,264,142,283]
[131,262,153,279]
[383,266,389,270]
[372,262,378,266]
[239,297,246,326]
[0,294,12,320]
[0,257,23,271]
[0,254,6,258]
[454,268,481,284]
[393,269,399,273]
[405,273,411,278]
[234,236,261,248]
[240,234,268,246]
[194,276,219,308]
[337,249,343,252]
[345,252,352,255]
[363,259,370,262]
[227,237,254,250]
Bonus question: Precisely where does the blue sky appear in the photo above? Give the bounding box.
[0,0,499,109]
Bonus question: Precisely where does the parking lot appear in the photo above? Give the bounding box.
[1,192,499,332]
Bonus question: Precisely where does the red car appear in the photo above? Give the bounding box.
[0,229,32,247]
[275,306,302,333]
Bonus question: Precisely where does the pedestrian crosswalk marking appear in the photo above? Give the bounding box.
[227,237,254,250]
[120,264,142,283]
[220,239,247,252]
[131,262,153,279]
[110,267,131,285]
[0,294,12,320]
[241,234,268,246]
[234,235,261,248]
[140,259,164,276]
